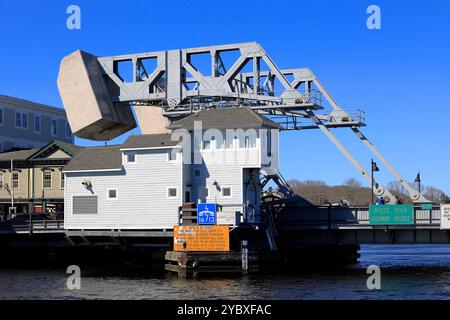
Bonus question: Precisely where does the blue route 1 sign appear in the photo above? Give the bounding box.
[197,203,217,225]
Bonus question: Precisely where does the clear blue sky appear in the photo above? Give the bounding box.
[0,0,449,193]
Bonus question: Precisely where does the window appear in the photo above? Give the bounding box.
[60,171,64,189]
[245,136,250,148]
[65,121,72,138]
[221,187,232,197]
[267,130,272,157]
[51,119,58,136]
[0,172,3,189]
[168,187,178,198]
[225,135,234,149]
[43,170,52,189]
[12,172,19,189]
[126,153,136,163]
[216,135,224,149]
[241,135,256,149]
[0,108,3,125]
[34,115,41,133]
[194,168,201,177]
[15,112,28,129]
[107,189,118,200]
[0,142,3,152]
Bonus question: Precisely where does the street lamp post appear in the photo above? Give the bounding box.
[371,159,380,205]
[415,172,421,194]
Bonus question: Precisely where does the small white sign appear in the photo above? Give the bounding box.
[440,204,450,229]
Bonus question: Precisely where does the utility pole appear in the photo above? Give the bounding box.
[10,158,14,218]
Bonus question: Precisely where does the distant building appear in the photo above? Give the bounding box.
[0,95,74,152]
[0,140,80,216]
[63,107,280,230]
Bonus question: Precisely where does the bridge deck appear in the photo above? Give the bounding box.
[0,206,446,245]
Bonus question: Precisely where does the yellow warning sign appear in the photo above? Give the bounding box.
[173,225,230,252]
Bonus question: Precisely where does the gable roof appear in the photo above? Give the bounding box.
[168,107,280,131]
[28,140,81,161]
[63,146,122,172]
[122,133,180,150]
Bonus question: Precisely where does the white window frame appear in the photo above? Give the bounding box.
[12,171,19,189]
[107,188,118,200]
[43,169,52,189]
[51,118,58,137]
[34,114,41,134]
[225,136,235,150]
[125,152,137,164]
[221,186,232,198]
[15,112,28,129]
[167,187,178,199]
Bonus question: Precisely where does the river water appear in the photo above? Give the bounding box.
[1,245,450,300]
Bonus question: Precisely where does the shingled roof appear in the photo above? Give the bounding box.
[63,145,122,172]
[122,133,180,149]
[0,148,38,162]
[168,107,280,131]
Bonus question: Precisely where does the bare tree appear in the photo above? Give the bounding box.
[423,186,448,203]
[387,181,406,195]
[343,178,363,188]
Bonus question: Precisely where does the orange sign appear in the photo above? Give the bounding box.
[173,225,230,252]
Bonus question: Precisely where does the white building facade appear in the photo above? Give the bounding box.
[64,107,280,230]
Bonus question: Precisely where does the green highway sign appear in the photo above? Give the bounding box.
[369,204,414,225]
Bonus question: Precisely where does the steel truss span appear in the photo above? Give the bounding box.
[57,42,429,203]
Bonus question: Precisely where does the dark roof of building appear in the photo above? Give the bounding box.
[122,134,180,149]
[63,145,122,172]
[168,107,280,131]
[54,140,82,155]
[28,140,82,160]
[0,148,39,162]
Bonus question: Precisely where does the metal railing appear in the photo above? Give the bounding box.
[328,109,365,125]
[0,219,64,234]
[275,205,441,228]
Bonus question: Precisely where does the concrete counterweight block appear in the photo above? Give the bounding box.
[133,105,171,135]
[57,50,137,141]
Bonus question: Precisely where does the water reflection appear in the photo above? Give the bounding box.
[2,245,450,299]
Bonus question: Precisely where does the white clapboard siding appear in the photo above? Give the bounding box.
[64,149,182,230]
[190,134,264,223]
